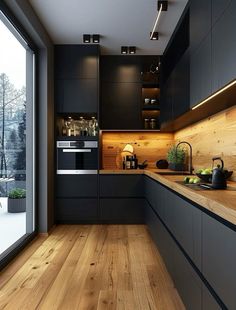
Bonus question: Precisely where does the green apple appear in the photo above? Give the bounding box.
[184,176,190,184]
[193,178,200,184]
[189,178,194,184]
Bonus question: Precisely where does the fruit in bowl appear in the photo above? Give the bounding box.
[195,168,212,183]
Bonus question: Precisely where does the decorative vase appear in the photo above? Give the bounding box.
[168,163,186,171]
[8,198,26,213]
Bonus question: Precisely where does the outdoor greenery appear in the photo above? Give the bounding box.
[167,145,186,164]
[8,188,26,199]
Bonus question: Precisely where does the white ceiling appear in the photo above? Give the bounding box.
[29,0,188,55]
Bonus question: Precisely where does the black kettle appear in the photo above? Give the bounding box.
[211,157,227,189]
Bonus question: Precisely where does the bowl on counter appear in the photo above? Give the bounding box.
[196,170,233,183]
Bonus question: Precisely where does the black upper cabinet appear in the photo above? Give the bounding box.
[56,79,98,113]
[212,0,236,93]
[190,34,212,108]
[189,0,211,52]
[100,56,141,83]
[101,82,141,129]
[211,0,231,26]
[55,45,99,113]
[55,45,99,79]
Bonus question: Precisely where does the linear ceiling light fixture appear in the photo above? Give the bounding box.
[150,0,168,40]
[192,79,236,110]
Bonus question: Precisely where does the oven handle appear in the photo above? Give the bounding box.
[62,149,91,153]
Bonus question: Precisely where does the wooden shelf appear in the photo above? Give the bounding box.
[142,104,160,111]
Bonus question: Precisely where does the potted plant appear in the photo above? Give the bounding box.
[167,145,186,171]
[8,188,26,213]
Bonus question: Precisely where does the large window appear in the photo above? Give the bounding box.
[0,9,35,259]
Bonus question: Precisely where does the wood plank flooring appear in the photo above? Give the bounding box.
[0,225,185,310]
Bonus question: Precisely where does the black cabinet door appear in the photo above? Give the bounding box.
[202,212,236,309]
[172,49,190,119]
[55,45,99,79]
[160,74,173,126]
[100,82,141,129]
[190,33,212,108]
[100,198,145,223]
[212,0,231,26]
[100,56,141,83]
[202,283,221,310]
[189,0,211,52]
[145,177,165,220]
[173,244,202,310]
[212,1,236,93]
[100,175,144,198]
[56,175,98,198]
[56,79,98,113]
[56,198,98,223]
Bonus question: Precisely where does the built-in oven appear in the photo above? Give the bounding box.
[57,140,98,174]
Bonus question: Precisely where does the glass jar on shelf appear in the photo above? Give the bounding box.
[150,118,157,129]
[144,118,149,129]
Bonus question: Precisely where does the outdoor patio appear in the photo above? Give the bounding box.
[0,197,26,255]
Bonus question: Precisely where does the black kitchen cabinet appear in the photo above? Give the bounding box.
[173,243,202,310]
[145,177,165,220]
[202,284,221,310]
[100,198,145,223]
[212,0,236,93]
[189,0,211,52]
[211,0,231,26]
[160,74,173,126]
[190,33,212,108]
[100,56,141,83]
[54,45,99,113]
[56,175,98,198]
[100,82,142,129]
[202,212,236,309]
[56,198,98,223]
[55,45,99,79]
[99,175,145,223]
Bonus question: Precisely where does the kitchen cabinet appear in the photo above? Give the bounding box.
[212,0,231,26]
[56,198,98,223]
[55,45,99,113]
[55,79,98,113]
[212,0,236,93]
[202,212,236,309]
[145,176,165,220]
[189,0,211,52]
[55,45,99,79]
[100,82,142,129]
[202,284,222,310]
[160,74,173,126]
[99,175,145,223]
[190,34,212,108]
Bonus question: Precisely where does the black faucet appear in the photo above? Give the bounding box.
[176,141,193,175]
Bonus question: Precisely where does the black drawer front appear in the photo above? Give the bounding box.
[56,175,98,198]
[56,198,98,222]
[100,198,145,223]
[100,175,144,197]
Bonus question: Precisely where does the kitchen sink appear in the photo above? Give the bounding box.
[175,181,236,191]
[155,171,192,176]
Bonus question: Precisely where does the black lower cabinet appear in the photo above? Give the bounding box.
[100,198,145,223]
[202,283,222,310]
[56,198,98,223]
[202,212,236,309]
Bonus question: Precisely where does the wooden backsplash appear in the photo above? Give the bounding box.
[174,106,236,181]
[101,132,174,169]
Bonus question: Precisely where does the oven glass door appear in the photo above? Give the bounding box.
[57,148,98,174]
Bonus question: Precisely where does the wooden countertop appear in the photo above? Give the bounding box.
[100,169,236,226]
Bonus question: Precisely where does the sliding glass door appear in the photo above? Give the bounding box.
[0,9,35,259]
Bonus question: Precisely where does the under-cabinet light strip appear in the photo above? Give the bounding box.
[150,3,163,40]
[192,79,236,110]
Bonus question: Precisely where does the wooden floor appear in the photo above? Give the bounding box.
[0,225,184,310]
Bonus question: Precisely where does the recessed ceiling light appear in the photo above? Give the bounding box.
[129,46,136,54]
[150,32,159,40]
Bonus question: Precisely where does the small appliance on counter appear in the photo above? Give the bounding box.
[121,144,138,170]
[211,157,227,189]
[156,159,168,169]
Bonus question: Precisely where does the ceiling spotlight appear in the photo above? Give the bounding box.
[121,46,128,54]
[129,46,136,54]
[83,34,91,43]
[150,32,159,40]
[92,34,100,43]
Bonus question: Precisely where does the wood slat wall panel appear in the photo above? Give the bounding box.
[101,132,174,170]
[174,106,236,181]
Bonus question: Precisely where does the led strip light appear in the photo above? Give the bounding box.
[150,3,163,40]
